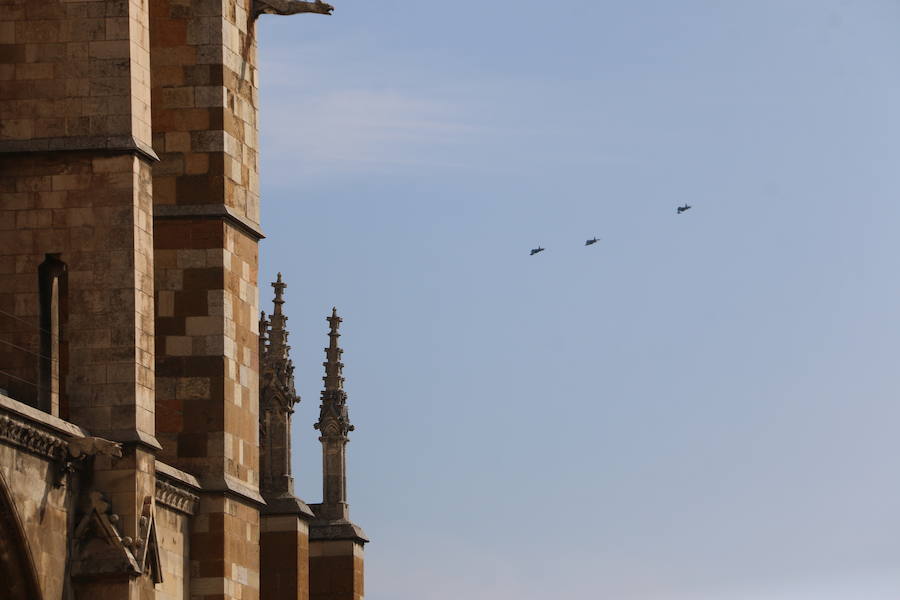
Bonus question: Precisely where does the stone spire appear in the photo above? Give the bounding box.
[259,273,301,501]
[322,307,345,393]
[308,307,367,585]
[314,308,354,516]
[268,272,289,361]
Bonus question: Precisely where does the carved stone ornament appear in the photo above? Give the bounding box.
[259,274,301,415]
[58,435,124,487]
[134,496,163,584]
[155,479,199,515]
[68,436,123,460]
[252,0,334,18]
[315,308,354,441]
[70,492,162,584]
[0,415,68,460]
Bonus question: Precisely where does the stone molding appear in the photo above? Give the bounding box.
[155,479,200,515]
[261,494,316,519]
[0,135,159,162]
[308,520,369,544]
[153,204,265,241]
[155,461,201,515]
[202,474,267,507]
[0,414,68,461]
[0,393,88,439]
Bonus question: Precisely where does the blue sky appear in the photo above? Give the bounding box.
[254,2,900,598]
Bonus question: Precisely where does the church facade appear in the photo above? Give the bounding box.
[0,0,366,598]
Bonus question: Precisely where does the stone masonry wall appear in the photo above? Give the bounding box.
[191,494,261,599]
[0,152,155,441]
[154,218,259,491]
[0,436,74,600]
[156,503,192,600]
[309,541,365,600]
[149,1,262,598]
[0,0,152,153]
[261,514,310,600]
[149,0,259,226]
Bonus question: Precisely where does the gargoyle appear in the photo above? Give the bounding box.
[253,0,334,18]
[68,436,124,460]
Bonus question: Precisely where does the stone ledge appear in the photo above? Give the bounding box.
[261,493,315,519]
[156,460,201,489]
[0,393,88,439]
[309,520,369,544]
[153,204,265,241]
[155,477,200,516]
[199,473,267,507]
[0,135,159,163]
[0,394,82,461]
[105,428,163,451]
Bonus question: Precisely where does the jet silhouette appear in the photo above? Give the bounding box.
[677,204,692,214]
[585,237,600,246]
[530,247,545,256]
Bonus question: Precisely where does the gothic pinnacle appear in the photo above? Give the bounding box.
[315,307,354,509]
[323,307,344,392]
[269,274,289,359]
[272,272,286,311]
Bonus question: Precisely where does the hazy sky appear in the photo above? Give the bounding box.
[254,2,900,598]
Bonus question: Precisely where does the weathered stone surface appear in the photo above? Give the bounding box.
[0,0,153,151]
[0,0,369,596]
[308,539,365,600]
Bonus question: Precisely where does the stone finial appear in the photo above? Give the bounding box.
[323,307,344,392]
[273,272,286,305]
[268,274,290,361]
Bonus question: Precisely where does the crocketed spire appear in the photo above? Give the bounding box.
[268,272,290,361]
[322,307,344,392]
[314,308,354,508]
[259,274,299,499]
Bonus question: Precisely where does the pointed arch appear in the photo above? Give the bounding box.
[0,469,43,600]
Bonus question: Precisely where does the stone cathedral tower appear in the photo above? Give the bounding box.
[0,0,368,598]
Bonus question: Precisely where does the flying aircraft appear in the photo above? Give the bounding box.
[677,204,692,214]
[585,237,600,246]
[530,247,545,256]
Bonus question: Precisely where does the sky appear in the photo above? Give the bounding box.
[253,2,900,599]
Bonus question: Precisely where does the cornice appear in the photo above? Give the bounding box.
[153,204,265,241]
[155,479,200,515]
[0,135,159,162]
[0,414,68,461]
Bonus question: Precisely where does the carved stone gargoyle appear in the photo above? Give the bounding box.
[68,436,123,460]
[253,0,334,18]
[56,436,124,486]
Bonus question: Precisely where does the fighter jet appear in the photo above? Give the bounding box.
[677,204,692,214]
[530,247,545,256]
[585,237,600,246]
